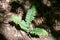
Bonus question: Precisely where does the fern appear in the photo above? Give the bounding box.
[29,28,48,36]
[12,5,48,36]
[25,6,36,23]
[12,15,21,24]
[12,15,29,31]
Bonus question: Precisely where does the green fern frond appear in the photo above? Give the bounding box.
[12,15,21,24]
[12,15,29,30]
[19,20,29,30]
[29,28,48,36]
[25,6,36,23]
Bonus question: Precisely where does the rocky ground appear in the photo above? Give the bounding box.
[0,0,60,40]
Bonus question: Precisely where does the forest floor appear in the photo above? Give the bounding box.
[0,0,60,40]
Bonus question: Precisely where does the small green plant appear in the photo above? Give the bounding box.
[12,6,48,36]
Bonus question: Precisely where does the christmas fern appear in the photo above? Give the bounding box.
[25,6,36,23]
[12,5,48,36]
